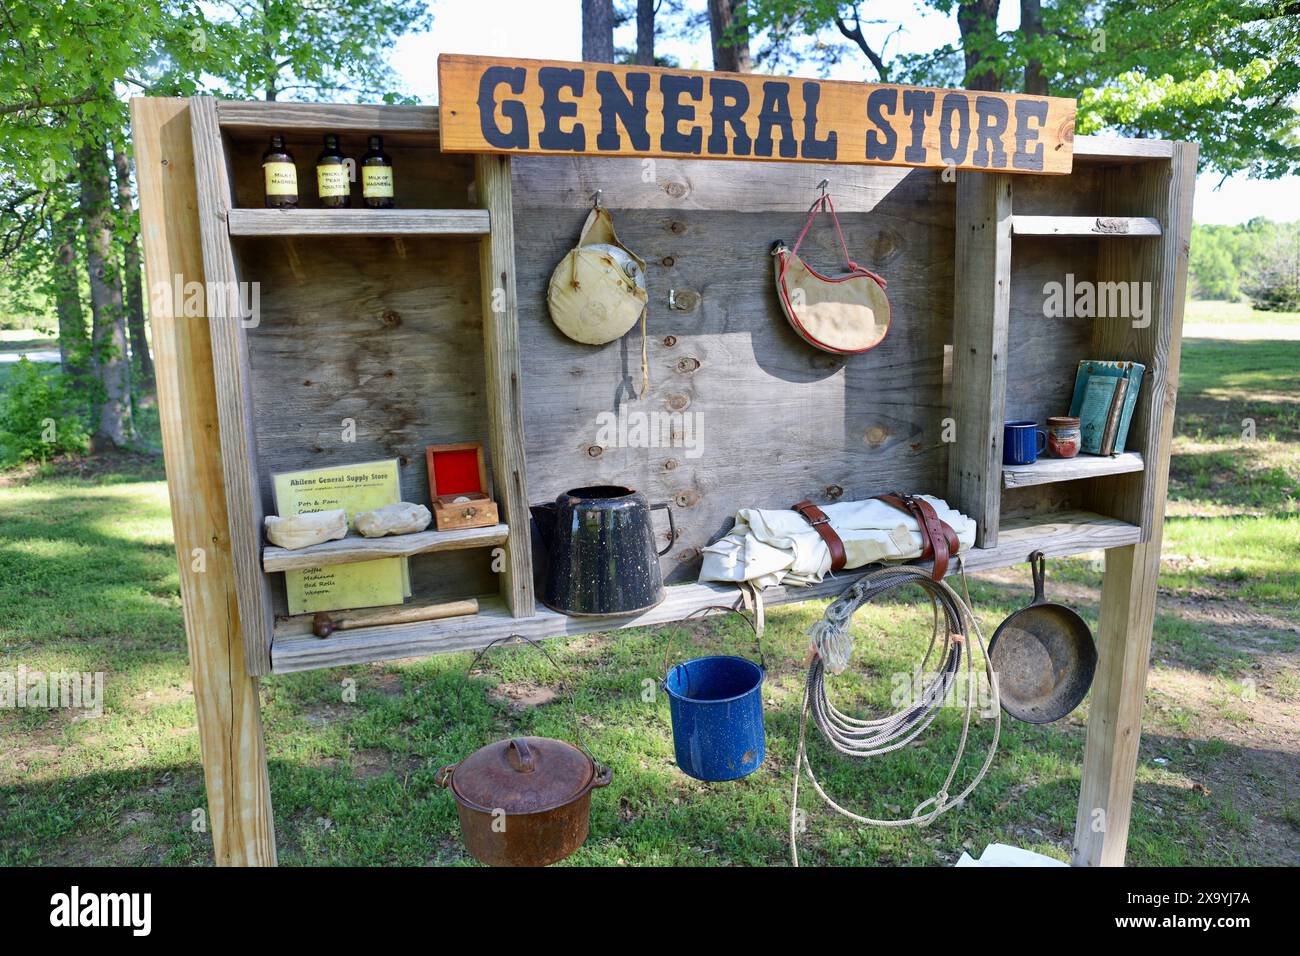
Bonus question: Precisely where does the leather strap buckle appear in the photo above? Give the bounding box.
[791,499,847,572]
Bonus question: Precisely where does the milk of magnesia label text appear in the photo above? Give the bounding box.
[363,165,394,197]
[317,164,349,197]
[264,160,297,196]
[50,885,151,936]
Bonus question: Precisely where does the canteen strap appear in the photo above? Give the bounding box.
[788,192,888,289]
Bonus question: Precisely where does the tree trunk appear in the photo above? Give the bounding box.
[582,0,615,63]
[957,0,1002,91]
[1020,0,1047,94]
[51,208,87,377]
[78,140,134,450]
[113,139,153,389]
[636,0,655,66]
[708,0,752,73]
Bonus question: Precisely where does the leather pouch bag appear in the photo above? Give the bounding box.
[772,193,890,354]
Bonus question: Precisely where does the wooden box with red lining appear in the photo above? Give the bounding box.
[425,442,499,531]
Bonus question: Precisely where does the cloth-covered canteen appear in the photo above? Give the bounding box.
[772,192,890,354]
[548,205,650,394]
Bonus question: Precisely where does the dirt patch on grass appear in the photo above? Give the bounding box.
[488,682,559,711]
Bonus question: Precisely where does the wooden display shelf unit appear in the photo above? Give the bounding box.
[226,208,490,238]
[262,523,509,572]
[1002,452,1144,488]
[135,86,1195,870]
[186,95,533,679]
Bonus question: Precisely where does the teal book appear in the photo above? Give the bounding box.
[1067,361,1145,454]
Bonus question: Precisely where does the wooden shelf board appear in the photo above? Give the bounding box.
[217,101,439,134]
[1072,135,1176,163]
[1012,216,1161,237]
[269,509,1140,674]
[226,208,490,237]
[1003,452,1144,489]
[262,523,509,573]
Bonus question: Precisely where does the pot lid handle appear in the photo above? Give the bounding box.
[506,738,536,773]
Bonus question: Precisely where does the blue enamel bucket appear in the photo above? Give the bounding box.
[664,654,766,781]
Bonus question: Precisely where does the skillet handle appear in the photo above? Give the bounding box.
[1029,550,1047,604]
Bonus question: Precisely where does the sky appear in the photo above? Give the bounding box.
[389,0,1299,225]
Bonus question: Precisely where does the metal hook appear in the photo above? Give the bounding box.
[816,179,829,197]
[591,189,603,209]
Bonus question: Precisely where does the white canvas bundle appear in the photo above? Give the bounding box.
[698,495,976,588]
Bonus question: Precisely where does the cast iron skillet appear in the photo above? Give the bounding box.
[988,550,1097,724]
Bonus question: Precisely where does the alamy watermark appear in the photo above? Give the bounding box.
[891,668,998,719]
[150,274,262,328]
[1,667,104,718]
[593,407,704,459]
[1043,273,1151,328]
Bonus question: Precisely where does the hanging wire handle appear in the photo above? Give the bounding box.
[458,633,593,758]
[660,603,765,681]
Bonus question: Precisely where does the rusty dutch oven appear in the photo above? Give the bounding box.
[437,736,612,867]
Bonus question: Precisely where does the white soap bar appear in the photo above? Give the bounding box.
[264,509,348,550]
[355,502,433,538]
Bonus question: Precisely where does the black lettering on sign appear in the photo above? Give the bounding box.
[1013,99,1048,171]
[973,95,1009,168]
[939,92,970,166]
[901,89,935,164]
[755,81,797,159]
[865,88,898,162]
[538,67,585,151]
[707,77,752,156]
[800,82,837,160]
[596,71,650,151]
[661,74,703,154]
[478,65,528,149]
[443,55,1078,173]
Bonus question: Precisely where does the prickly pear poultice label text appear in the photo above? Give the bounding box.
[317,164,349,197]
[438,54,1077,174]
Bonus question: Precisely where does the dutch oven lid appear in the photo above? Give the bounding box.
[449,736,595,814]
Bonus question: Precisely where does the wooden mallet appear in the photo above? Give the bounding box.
[312,598,479,638]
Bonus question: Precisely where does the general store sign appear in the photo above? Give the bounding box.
[438,54,1076,174]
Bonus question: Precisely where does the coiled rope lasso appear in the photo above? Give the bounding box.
[791,562,1001,866]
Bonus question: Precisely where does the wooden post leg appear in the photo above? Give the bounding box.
[1072,542,1160,866]
[475,153,535,618]
[132,97,276,865]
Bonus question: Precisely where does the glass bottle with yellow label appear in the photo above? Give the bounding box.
[262,134,298,208]
[315,133,350,208]
[361,135,394,208]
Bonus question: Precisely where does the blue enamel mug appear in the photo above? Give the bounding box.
[1004,420,1048,465]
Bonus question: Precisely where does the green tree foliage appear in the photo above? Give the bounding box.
[0,358,91,466]
[739,0,1300,179]
[1241,222,1300,310]
[1190,219,1300,308]
[196,0,431,102]
[1,0,431,464]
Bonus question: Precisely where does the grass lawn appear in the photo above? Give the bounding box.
[1,304,1297,867]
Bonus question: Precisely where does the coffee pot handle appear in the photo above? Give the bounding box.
[651,502,676,556]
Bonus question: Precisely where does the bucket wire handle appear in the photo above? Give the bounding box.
[660,603,766,682]
[459,633,597,763]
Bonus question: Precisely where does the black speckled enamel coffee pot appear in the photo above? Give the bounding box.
[531,486,675,616]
